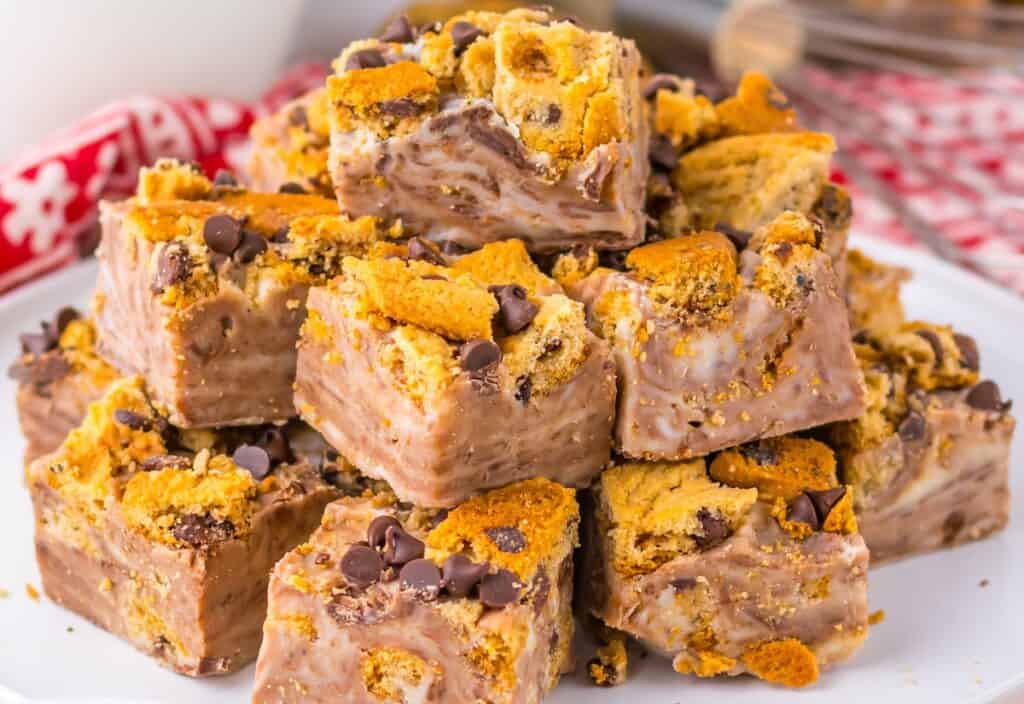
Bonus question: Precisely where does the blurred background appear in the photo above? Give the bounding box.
[0,0,1022,290]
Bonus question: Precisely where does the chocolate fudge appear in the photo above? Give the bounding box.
[94,159,401,428]
[253,477,578,703]
[27,376,344,676]
[643,72,851,276]
[10,310,117,463]
[325,8,649,253]
[248,87,334,198]
[829,321,1014,563]
[844,248,911,338]
[582,442,869,689]
[560,211,866,460]
[295,238,616,507]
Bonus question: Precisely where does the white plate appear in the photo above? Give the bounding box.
[0,236,1021,704]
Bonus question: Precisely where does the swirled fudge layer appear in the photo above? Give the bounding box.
[582,448,869,689]
[295,239,615,507]
[10,311,117,463]
[326,8,648,253]
[830,320,1014,564]
[94,159,400,427]
[249,88,334,198]
[27,377,342,675]
[563,212,865,460]
[253,478,578,703]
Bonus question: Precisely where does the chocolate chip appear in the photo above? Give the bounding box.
[490,284,538,334]
[256,426,293,465]
[485,526,526,553]
[203,214,242,255]
[954,333,980,371]
[649,133,679,172]
[278,182,306,195]
[314,552,331,565]
[644,73,682,100]
[943,511,965,545]
[806,487,846,524]
[965,380,1011,413]
[232,444,272,479]
[399,559,442,599]
[545,104,562,124]
[379,98,422,118]
[739,442,777,466]
[153,242,192,292]
[671,577,697,591]
[288,105,308,128]
[467,122,525,168]
[693,509,730,550]
[479,569,520,608]
[341,544,383,588]
[379,14,415,43]
[451,21,486,55]
[153,416,180,449]
[407,236,445,265]
[915,329,944,367]
[172,513,235,547]
[53,307,80,336]
[787,493,820,529]
[213,169,238,187]
[716,222,753,250]
[233,230,268,264]
[345,48,386,71]
[441,554,488,598]
[459,339,501,373]
[114,409,151,431]
[141,454,192,472]
[383,525,425,566]
[898,412,926,442]
[598,250,628,271]
[19,332,54,356]
[367,515,402,551]
[514,376,532,405]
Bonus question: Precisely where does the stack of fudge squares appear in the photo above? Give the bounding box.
[9,6,1015,701]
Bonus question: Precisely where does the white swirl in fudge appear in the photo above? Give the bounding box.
[559,211,866,460]
[26,377,341,675]
[296,238,616,507]
[829,320,1014,562]
[583,439,867,689]
[324,8,648,252]
[252,478,578,703]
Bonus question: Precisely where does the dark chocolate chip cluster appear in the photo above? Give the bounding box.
[338,515,522,607]
[787,486,847,532]
[7,306,81,387]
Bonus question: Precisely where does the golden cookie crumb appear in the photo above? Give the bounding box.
[709,437,839,502]
[136,159,212,204]
[715,72,797,137]
[741,638,819,688]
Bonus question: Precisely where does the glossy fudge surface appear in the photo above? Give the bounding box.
[253,478,578,703]
[295,238,615,507]
[563,212,866,459]
[325,8,648,253]
[582,443,869,689]
[95,159,400,427]
[27,377,342,676]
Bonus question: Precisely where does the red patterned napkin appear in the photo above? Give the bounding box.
[0,63,1021,294]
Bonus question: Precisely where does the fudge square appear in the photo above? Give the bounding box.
[582,441,869,689]
[643,71,851,277]
[326,7,649,253]
[95,158,400,428]
[249,87,334,198]
[9,309,117,463]
[560,211,866,460]
[27,376,342,676]
[829,321,1014,564]
[295,238,616,507]
[252,478,578,703]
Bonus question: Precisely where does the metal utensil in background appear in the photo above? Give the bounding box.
[617,0,1024,289]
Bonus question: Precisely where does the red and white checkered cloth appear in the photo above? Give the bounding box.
[0,63,1021,294]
